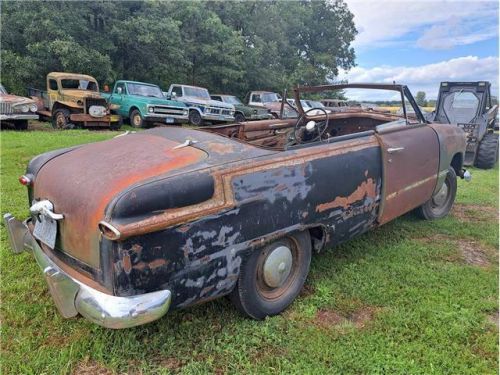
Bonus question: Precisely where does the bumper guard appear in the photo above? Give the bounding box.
[3,213,172,329]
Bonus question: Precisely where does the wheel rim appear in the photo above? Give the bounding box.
[262,246,293,288]
[191,112,201,125]
[432,182,448,206]
[132,114,141,127]
[256,239,299,300]
[56,113,66,129]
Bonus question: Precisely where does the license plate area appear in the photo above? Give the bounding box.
[165,117,174,124]
[33,216,57,249]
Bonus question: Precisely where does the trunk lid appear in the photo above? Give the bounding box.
[32,132,208,269]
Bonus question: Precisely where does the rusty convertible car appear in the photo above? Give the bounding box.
[4,83,469,329]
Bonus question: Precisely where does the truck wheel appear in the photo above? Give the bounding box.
[130,109,145,128]
[474,133,499,169]
[229,231,312,319]
[234,112,246,123]
[52,108,73,130]
[415,167,457,220]
[14,120,28,130]
[188,110,203,126]
[110,116,123,131]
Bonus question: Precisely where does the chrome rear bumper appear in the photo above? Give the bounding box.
[3,213,171,329]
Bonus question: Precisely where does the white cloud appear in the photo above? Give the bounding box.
[338,55,499,99]
[346,0,498,50]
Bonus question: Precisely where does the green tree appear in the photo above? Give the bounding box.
[416,91,427,107]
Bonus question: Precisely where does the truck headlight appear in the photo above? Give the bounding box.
[29,104,37,112]
[204,107,211,113]
[21,105,29,113]
[183,110,188,115]
[148,106,154,113]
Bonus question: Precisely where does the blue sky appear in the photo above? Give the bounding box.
[341,0,499,99]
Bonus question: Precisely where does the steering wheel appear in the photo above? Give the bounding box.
[290,107,329,145]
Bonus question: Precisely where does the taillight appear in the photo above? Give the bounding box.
[18,175,32,186]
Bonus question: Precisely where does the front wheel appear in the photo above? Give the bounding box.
[229,231,312,319]
[475,132,499,169]
[234,112,246,123]
[52,108,73,130]
[14,120,28,130]
[188,110,203,126]
[130,109,146,128]
[415,167,457,220]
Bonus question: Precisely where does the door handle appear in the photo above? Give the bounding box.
[387,147,405,154]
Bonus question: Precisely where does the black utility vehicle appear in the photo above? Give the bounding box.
[427,81,498,169]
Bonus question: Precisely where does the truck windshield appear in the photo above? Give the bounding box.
[127,83,164,98]
[0,84,6,94]
[224,96,243,105]
[184,87,210,99]
[262,93,281,103]
[60,79,98,91]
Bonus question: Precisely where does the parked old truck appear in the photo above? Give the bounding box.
[164,84,235,126]
[246,90,298,119]
[102,80,189,128]
[0,84,38,130]
[426,81,498,169]
[28,72,121,130]
[4,83,468,329]
[210,94,272,122]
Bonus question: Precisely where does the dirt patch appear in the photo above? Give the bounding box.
[72,359,114,375]
[452,204,498,223]
[416,234,495,267]
[153,357,185,371]
[459,240,490,267]
[487,311,499,327]
[314,306,379,330]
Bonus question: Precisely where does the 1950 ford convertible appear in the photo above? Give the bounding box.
[4,84,469,329]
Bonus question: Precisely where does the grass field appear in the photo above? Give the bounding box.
[1,124,498,374]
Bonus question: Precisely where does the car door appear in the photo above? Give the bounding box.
[110,82,126,116]
[376,121,439,224]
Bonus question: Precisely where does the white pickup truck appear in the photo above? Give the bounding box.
[164,84,235,126]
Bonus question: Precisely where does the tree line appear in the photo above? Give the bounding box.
[1,0,357,98]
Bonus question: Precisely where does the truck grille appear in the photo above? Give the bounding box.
[221,109,231,115]
[153,106,185,115]
[0,102,13,114]
[85,98,107,113]
[208,108,221,114]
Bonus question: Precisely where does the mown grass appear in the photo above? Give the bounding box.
[1,124,498,374]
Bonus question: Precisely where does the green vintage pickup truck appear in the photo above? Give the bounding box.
[102,80,189,128]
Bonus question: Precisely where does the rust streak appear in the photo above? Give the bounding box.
[316,178,376,213]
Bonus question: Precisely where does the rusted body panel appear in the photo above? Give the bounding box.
[14,83,467,324]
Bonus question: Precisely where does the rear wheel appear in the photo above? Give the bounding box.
[475,132,499,169]
[415,167,457,220]
[52,108,73,130]
[188,110,203,126]
[229,231,311,319]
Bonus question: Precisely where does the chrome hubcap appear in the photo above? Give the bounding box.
[133,115,141,126]
[433,182,448,206]
[262,245,293,288]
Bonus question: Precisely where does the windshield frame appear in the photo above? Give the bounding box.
[0,84,7,94]
[223,95,243,105]
[294,83,426,124]
[60,78,98,92]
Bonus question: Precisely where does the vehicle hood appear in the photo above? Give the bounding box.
[0,93,35,104]
[128,95,187,108]
[59,89,103,99]
[182,96,235,109]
